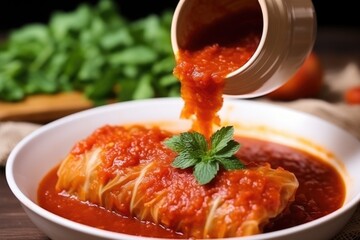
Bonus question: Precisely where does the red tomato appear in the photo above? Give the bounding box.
[267,52,324,101]
[345,86,360,105]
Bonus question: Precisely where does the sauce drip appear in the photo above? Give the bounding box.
[173,10,262,138]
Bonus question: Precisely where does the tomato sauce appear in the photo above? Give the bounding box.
[234,137,345,232]
[173,10,262,139]
[38,135,345,238]
[39,166,183,239]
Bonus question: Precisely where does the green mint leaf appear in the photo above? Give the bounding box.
[164,126,245,185]
[164,131,207,155]
[218,157,245,170]
[214,140,240,158]
[164,135,185,152]
[181,132,208,153]
[194,161,219,185]
[210,126,234,153]
[172,152,199,169]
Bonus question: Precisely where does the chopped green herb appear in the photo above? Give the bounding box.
[0,0,179,102]
[164,126,245,185]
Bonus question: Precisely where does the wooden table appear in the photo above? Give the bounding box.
[1,28,359,240]
[0,167,48,240]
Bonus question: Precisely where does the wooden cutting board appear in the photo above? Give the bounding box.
[0,92,94,123]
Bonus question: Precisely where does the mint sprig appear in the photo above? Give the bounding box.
[164,126,245,185]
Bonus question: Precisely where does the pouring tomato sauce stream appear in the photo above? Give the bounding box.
[174,10,261,138]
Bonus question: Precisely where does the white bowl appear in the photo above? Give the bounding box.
[6,98,360,240]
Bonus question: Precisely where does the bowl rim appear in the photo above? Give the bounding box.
[5,97,360,239]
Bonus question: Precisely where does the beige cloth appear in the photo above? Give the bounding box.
[274,99,360,139]
[0,121,40,165]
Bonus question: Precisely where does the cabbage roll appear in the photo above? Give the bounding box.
[56,125,298,238]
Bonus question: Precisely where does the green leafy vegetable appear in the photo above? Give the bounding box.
[0,0,179,102]
[164,126,245,185]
